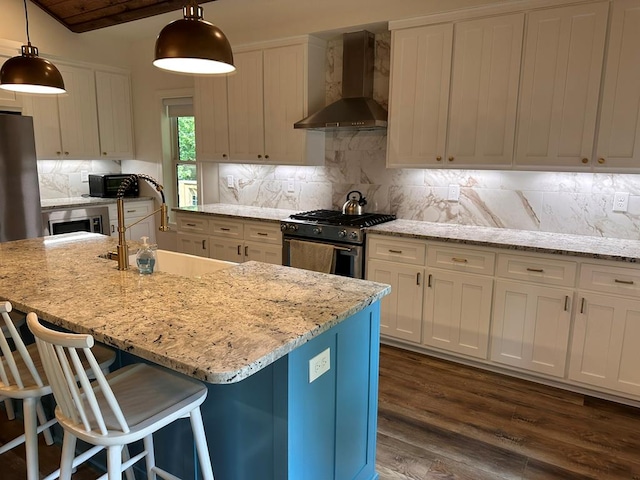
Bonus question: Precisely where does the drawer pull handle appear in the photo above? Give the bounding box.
[257,232,268,236]
[564,295,570,312]
[388,249,403,254]
[451,257,468,263]
[428,274,432,288]
[526,268,544,273]
[111,225,115,233]
[126,210,136,213]
[186,223,197,227]
[245,246,248,256]
[416,273,421,286]
[201,239,206,250]
[220,227,231,231]
[580,297,586,314]
[614,279,634,285]
[237,245,241,255]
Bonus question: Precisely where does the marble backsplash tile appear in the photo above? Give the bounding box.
[37,159,121,199]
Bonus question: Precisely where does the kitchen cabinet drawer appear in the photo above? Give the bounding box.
[496,253,577,287]
[427,244,494,275]
[210,218,243,239]
[244,221,282,245]
[579,263,640,297]
[121,202,152,218]
[367,235,426,266]
[176,214,209,234]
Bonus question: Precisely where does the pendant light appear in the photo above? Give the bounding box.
[0,0,65,94]
[153,0,235,75]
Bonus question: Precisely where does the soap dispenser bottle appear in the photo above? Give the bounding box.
[135,236,156,275]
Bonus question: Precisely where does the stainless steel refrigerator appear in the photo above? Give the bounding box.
[0,112,42,242]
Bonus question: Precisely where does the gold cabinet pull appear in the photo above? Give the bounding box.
[245,245,248,256]
[201,239,206,250]
[564,295,570,312]
[102,152,107,156]
[265,155,270,159]
[237,245,241,255]
[580,297,586,314]
[597,158,605,164]
[257,232,268,236]
[428,274,432,288]
[186,223,196,227]
[220,227,231,231]
[222,153,227,158]
[257,155,262,159]
[388,249,403,254]
[614,278,634,285]
[416,272,421,286]
[526,267,544,273]
[581,158,589,164]
[448,156,454,162]
[436,156,442,162]
[451,257,467,263]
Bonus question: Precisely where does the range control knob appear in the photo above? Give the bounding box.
[313,227,322,235]
[338,229,347,238]
[280,224,287,231]
[288,224,298,232]
[349,231,359,240]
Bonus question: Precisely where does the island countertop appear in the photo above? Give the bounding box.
[0,233,389,384]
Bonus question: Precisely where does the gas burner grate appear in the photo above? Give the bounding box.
[289,210,396,228]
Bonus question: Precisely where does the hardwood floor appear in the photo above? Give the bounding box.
[377,344,640,480]
[2,344,640,479]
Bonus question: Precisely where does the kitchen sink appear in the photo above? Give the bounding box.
[124,249,237,277]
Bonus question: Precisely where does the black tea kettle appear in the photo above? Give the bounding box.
[342,190,367,215]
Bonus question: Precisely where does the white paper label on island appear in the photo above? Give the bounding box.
[309,348,330,383]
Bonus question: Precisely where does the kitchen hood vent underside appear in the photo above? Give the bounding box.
[294,30,388,131]
[294,97,387,131]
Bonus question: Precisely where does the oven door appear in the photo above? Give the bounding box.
[283,237,364,279]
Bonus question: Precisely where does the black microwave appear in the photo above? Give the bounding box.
[88,174,139,198]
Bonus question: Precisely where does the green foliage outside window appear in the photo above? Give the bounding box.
[177,117,196,180]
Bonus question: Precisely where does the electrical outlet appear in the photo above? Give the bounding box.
[613,192,629,212]
[81,170,89,182]
[448,184,460,202]
[309,348,330,383]
[226,175,234,188]
[287,178,295,193]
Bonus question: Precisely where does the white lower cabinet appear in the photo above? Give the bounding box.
[176,232,209,257]
[423,245,494,359]
[568,263,640,397]
[367,259,424,343]
[107,200,156,244]
[491,281,572,377]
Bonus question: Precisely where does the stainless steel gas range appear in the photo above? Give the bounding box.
[281,209,396,279]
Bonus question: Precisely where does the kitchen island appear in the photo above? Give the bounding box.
[0,233,390,480]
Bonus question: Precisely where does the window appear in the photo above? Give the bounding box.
[173,116,198,207]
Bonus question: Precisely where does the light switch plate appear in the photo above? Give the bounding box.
[287,178,295,193]
[448,184,460,202]
[309,348,330,383]
[81,170,89,182]
[227,175,234,188]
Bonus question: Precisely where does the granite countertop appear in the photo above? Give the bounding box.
[368,219,640,263]
[41,196,154,211]
[0,233,389,384]
[174,204,298,223]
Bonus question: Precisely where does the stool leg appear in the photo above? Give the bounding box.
[122,445,136,480]
[36,399,54,445]
[23,398,39,480]
[190,407,214,480]
[59,433,77,480]
[107,446,123,480]
[143,434,157,480]
[4,398,15,420]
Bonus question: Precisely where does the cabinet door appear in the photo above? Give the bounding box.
[595,0,640,169]
[387,24,453,167]
[176,232,209,257]
[423,270,493,359]
[446,14,523,167]
[95,71,134,159]
[227,50,265,162]
[22,94,62,158]
[367,259,424,343]
[244,241,282,265]
[210,236,243,263]
[569,293,640,397]
[0,56,22,111]
[491,280,572,377]
[515,2,608,168]
[56,64,100,159]
[263,44,306,164]
[194,75,230,161]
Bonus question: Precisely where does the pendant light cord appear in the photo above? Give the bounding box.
[23,0,31,45]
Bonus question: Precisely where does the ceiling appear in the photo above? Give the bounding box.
[31,0,215,34]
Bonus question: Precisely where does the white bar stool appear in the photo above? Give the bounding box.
[0,302,117,480]
[27,312,215,480]
[1,310,25,420]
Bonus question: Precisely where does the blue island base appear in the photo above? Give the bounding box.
[137,303,381,480]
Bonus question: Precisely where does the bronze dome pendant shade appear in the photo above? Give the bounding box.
[0,0,65,94]
[153,1,235,75]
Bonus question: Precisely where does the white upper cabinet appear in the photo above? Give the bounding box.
[387,13,524,168]
[514,2,608,169]
[95,70,134,160]
[447,13,524,167]
[24,64,100,160]
[0,55,22,111]
[194,75,230,161]
[594,0,640,169]
[387,24,453,167]
[224,37,326,165]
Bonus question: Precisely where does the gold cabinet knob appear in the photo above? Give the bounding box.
[257,154,262,159]
[64,151,69,155]
[222,153,227,158]
[448,156,454,162]
[581,158,589,164]
[598,157,605,164]
[56,151,61,155]
[436,156,442,162]
[265,154,269,159]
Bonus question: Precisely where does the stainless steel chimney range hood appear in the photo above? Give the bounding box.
[294,30,388,131]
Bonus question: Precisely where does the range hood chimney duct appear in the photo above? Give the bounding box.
[294,30,388,130]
